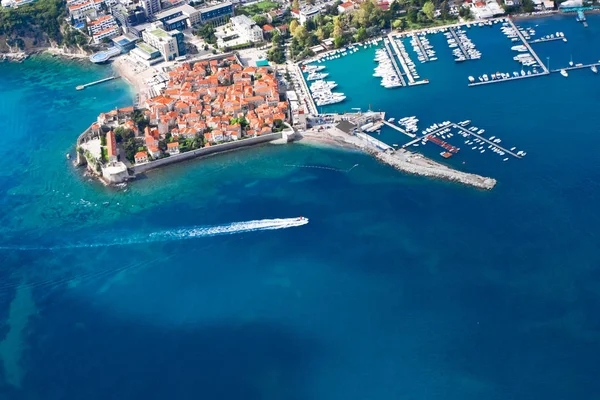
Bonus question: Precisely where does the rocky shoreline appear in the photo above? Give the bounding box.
[1,45,89,63]
[299,128,497,190]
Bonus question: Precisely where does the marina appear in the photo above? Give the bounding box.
[401,121,523,160]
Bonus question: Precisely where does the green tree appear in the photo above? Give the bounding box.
[333,16,344,37]
[354,26,367,42]
[289,19,299,35]
[315,27,326,40]
[253,14,268,26]
[407,8,418,22]
[333,35,346,48]
[422,1,435,19]
[522,0,535,12]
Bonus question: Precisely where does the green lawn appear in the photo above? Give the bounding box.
[236,1,280,16]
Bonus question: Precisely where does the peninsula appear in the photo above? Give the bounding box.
[76,54,292,184]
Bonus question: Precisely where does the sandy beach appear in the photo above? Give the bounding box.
[111,55,155,104]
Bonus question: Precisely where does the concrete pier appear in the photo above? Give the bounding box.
[382,120,416,138]
[449,27,471,60]
[383,38,406,86]
[529,36,566,44]
[468,71,549,86]
[551,63,598,73]
[452,124,521,158]
[76,76,120,90]
[411,34,429,62]
[507,18,549,74]
[402,123,522,159]
[295,64,318,115]
[388,35,415,84]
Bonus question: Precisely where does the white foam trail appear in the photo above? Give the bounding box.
[0,217,309,251]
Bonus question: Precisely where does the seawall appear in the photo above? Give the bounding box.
[133,132,283,174]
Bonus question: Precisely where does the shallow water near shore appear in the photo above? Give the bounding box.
[1,15,600,400]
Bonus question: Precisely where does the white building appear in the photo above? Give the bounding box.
[93,26,120,43]
[141,0,160,17]
[87,14,117,35]
[230,15,264,43]
[142,23,180,61]
[294,6,320,25]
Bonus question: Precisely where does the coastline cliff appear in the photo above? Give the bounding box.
[0,0,92,61]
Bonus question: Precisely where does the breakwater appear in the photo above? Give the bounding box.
[133,132,284,175]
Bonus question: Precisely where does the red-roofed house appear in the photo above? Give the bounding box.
[134,151,148,165]
[262,24,276,37]
[106,130,117,162]
[167,141,180,155]
[338,1,355,13]
[147,146,161,159]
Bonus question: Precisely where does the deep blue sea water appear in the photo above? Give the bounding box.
[1,15,599,400]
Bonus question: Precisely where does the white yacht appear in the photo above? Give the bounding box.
[560,69,568,78]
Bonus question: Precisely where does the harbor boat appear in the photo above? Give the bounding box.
[569,55,574,67]
[468,76,475,83]
[560,69,568,78]
[592,65,598,73]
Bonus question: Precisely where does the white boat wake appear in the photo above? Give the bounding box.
[1,217,309,251]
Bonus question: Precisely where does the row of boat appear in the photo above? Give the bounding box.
[445,29,481,62]
[394,39,422,80]
[309,79,346,106]
[410,34,437,63]
[374,47,403,88]
[396,116,419,133]
[311,39,383,64]
[468,68,542,83]
[409,119,527,162]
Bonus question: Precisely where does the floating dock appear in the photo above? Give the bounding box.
[76,76,120,90]
[468,71,549,86]
[448,27,471,60]
[411,34,430,62]
[388,34,415,84]
[428,136,459,153]
[507,18,549,74]
[529,36,566,44]
[383,38,407,87]
[402,123,522,159]
[551,63,599,73]
[382,120,416,138]
[452,124,521,158]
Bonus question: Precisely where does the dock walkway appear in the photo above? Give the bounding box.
[452,124,521,158]
[529,36,565,44]
[382,120,416,138]
[402,123,522,159]
[388,34,415,84]
[76,76,119,90]
[448,27,471,60]
[412,34,429,62]
[383,38,406,86]
[551,62,598,73]
[468,71,548,86]
[507,19,549,73]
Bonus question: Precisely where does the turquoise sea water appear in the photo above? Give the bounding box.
[1,15,600,399]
